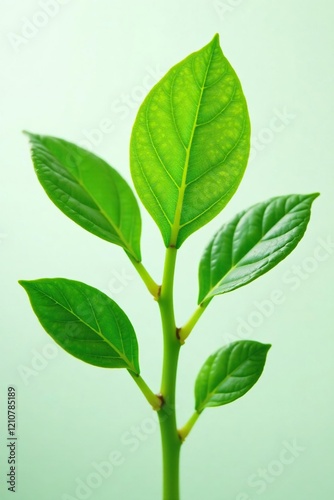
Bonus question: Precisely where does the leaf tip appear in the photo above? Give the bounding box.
[18,280,31,294]
[18,279,30,288]
[22,130,34,139]
[209,33,220,50]
[303,192,320,208]
[22,131,41,147]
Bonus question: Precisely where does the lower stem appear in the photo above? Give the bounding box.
[158,401,181,500]
[158,338,181,499]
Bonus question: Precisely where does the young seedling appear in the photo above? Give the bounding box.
[20,34,318,499]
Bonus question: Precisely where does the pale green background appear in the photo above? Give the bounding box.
[1,0,333,499]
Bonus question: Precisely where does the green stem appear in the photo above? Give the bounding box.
[158,246,182,500]
[178,411,200,442]
[158,404,181,499]
[129,372,162,410]
[127,254,160,299]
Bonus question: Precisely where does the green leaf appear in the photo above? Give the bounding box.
[195,341,271,412]
[19,278,140,374]
[198,193,319,303]
[130,34,250,248]
[25,133,142,261]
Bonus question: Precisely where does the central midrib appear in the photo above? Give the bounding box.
[169,45,216,247]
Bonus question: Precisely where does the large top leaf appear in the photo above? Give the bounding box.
[130,34,250,248]
[198,193,319,304]
[19,278,140,374]
[195,340,270,412]
[25,133,142,261]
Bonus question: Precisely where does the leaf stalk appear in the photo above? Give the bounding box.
[129,372,162,410]
[179,302,208,342]
[127,254,160,299]
[178,411,200,442]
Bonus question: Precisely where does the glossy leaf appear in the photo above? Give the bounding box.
[195,341,271,412]
[19,278,140,374]
[130,34,250,248]
[198,193,319,304]
[25,133,142,261]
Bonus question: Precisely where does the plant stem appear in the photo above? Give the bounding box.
[158,403,181,499]
[178,411,200,442]
[127,254,160,299]
[158,246,182,500]
[129,372,162,410]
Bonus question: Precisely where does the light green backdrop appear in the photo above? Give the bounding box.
[1,0,333,499]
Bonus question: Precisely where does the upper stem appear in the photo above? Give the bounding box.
[159,246,180,403]
[158,246,182,500]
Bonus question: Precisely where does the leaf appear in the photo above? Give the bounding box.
[198,193,319,303]
[19,278,140,374]
[25,133,142,261]
[130,34,250,248]
[195,341,271,412]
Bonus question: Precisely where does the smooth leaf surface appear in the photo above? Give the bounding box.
[195,341,270,412]
[198,193,319,303]
[25,133,142,261]
[19,278,140,374]
[130,34,250,248]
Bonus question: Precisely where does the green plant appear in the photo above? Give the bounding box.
[20,34,318,499]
